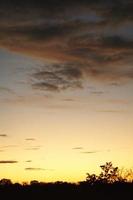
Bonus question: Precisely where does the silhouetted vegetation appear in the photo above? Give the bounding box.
[0,162,133,200]
[86,162,126,184]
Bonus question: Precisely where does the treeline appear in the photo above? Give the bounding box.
[0,162,133,200]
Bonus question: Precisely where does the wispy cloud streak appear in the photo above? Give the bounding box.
[0,160,18,164]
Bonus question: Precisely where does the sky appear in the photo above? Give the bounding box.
[0,0,133,183]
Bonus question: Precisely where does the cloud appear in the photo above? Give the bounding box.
[101,35,133,49]
[1,95,51,106]
[0,145,18,148]
[0,160,18,164]
[33,82,59,92]
[25,138,36,141]
[0,1,133,91]
[0,87,14,94]
[25,147,40,151]
[106,99,129,105]
[25,160,32,163]
[0,134,8,137]
[80,151,100,154]
[0,1,133,25]
[80,149,111,154]
[0,145,18,152]
[63,98,75,102]
[72,147,83,150]
[109,82,122,87]
[96,110,126,113]
[32,64,83,91]
[25,167,45,171]
[90,91,105,95]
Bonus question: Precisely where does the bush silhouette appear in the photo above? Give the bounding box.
[0,178,12,186]
[86,162,126,184]
[86,173,98,185]
[99,162,119,183]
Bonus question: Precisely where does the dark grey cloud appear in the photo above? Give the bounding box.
[104,1,133,24]
[0,1,132,31]
[0,0,133,91]
[31,50,133,91]
[32,64,83,91]
[0,160,18,164]
[33,82,59,92]
[25,167,44,171]
[0,0,133,24]
[101,35,133,49]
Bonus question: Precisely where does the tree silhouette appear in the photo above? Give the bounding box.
[86,162,124,184]
[86,173,98,185]
[0,178,12,185]
[30,180,39,185]
[99,162,119,183]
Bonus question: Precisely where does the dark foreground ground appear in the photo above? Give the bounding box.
[0,182,133,200]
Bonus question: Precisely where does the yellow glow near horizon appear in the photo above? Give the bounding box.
[0,50,133,183]
[0,99,133,183]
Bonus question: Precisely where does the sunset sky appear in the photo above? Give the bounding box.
[0,0,133,183]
